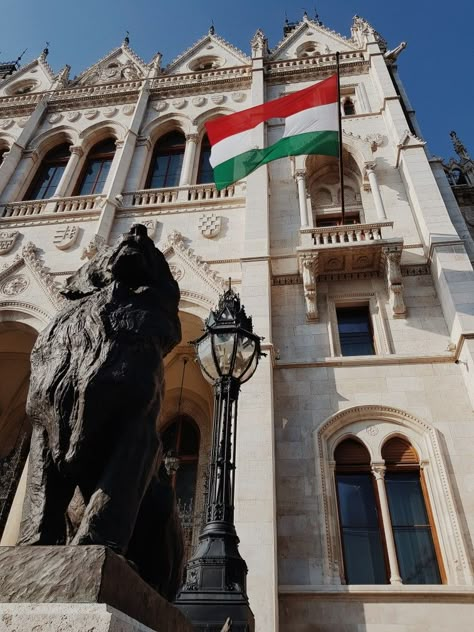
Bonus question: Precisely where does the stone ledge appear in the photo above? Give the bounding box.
[0,546,193,632]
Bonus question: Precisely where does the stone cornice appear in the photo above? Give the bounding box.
[274,353,454,370]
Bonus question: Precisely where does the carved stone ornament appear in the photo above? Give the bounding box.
[0,230,20,255]
[172,99,187,110]
[231,92,246,103]
[140,219,157,239]
[81,234,107,260]
[0,118,14,129]
[301,255,318,321]
[122,104,134,116]
[66,111,80,122]
[383,247,406,318]
[84,109,98,120]
[198,213,221,239]
[192,96,207,107]
[169,264,184,282]
[366,133,384,152]
[1,274,29,296]
[53,225,79,251]
[17,117,29,128]
[103,107,118,118]
[211,94,225,105]
[153,101,168,112]
[48,113,62,124]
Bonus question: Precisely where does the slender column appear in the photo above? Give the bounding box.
[371,464,402,585]
[124,137,151,191]
[295,169,309,227]
[365,162,386,219]
[4,149,40,202]
[53,145,83,198]
[179,133,199,186]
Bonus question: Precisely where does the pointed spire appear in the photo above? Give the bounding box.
[450,131,471,163]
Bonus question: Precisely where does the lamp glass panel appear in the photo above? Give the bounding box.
[196,335,219,381]
[233,335,256,379]
[240,349,259,383]
[212,332,236,375]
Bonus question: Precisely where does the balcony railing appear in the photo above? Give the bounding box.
[1,194,104,219]
[300,221,394,249]
[123,183,240,208]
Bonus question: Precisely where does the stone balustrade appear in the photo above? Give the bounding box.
[0,194,104,218]
[124,183,238,207]
[53,194,103,213]
[299,221,394,249]
[1,200,48,218]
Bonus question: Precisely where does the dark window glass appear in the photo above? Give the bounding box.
[162,415,200,511]
[76,138,115,196]
[343,98,355,116]
[197,135,213,184]
[385,472,441,584]
[26,143,71,200]
[336,473,387,584]
[336,306,375,356]
[147,131,185,189]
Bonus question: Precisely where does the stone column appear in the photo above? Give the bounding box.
[124,137,151,191]
[365,162,386,219]
[371,464,402,585]
[4,149,39,201]
[53,145,83,198]
[295,169,309,227]
[179,133,199,186]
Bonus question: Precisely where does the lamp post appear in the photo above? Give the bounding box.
[175,282,263,632]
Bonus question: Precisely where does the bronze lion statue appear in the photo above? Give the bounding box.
[19,224,184,596]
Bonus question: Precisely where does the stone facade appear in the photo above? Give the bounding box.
[1,13,474,632]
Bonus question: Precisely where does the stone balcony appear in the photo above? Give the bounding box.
[121,182,244,210]
[296,221,406,321]
[0,194,105,220]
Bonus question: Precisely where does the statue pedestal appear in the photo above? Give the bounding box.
[0,545,193,632]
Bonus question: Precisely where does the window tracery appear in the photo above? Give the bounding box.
[75,138,116,196]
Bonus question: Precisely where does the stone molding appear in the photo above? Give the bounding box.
[314,405,474,587]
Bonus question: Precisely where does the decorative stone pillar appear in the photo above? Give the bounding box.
[365,161,387,219]
[383,246,406,318]
[371,464,403,585]
[301,254,318,321]
[53,145,83,198]
[295,169,309,227]
[179,133,199,186]
[11,149,39,201]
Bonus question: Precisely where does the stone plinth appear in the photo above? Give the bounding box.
[0,546,193,632]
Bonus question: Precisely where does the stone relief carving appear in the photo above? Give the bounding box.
[0,118,14,129]
[81,234,107,260]
[53,225,80,251]
[153,101,168,112]
[66,111,80,122]
[301,255,318,321]
[172,99,187,110]
[211,94,225,105]
[122,104,134,115]
[231,92,246,103]
[192,96,207,107]
[169,264,184,282]
[198,213,221,239]
[103,107,118,118]
[0,231,20,255]
[1,274,29,296]
[383,246,406,318]
[84,109,99,120]
[17,117,29,128]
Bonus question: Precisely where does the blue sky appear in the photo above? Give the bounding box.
[1,1,472,160]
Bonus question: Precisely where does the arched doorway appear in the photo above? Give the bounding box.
[0,321,37,539]
[161,310,214,562]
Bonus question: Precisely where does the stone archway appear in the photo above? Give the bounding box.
[0,320,38,542]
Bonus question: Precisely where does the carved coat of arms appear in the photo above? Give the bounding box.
[0,231,20,255]
[53,225,79,251]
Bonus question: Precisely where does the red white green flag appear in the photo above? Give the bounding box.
[205,73,339,190]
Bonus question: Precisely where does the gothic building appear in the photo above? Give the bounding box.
[1,13,474,631]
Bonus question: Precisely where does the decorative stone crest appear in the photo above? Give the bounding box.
[1,274,29,296]
[122,104,134,116]
[141,219,157,239]
[172,99,187,110]
[0,231,20,255]
[192,96,207,107]
[66,111,80,122]
[198,213,221,239]
[17,117,29,128]
[0,119,14,129]
[84,109,99,120]
[153,101,168,112]
[366,133,384,153]
[103,107,118,118]
[48,113,62,124]
[231,92,246,103]
[53,225,79,251]
[211,94,225,105]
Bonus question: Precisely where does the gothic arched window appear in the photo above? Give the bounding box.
[25,143,71,200]
[147,131,185,189]
[75,138,115,196]
[162,414,200,514]
[196,134,213,184]
[334,436,443,584]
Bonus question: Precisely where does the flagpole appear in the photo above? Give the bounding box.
[336,51,345,224]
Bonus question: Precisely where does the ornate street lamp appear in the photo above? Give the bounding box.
[175,282,264,632]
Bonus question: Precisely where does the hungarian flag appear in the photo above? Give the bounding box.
[205,74,339,190]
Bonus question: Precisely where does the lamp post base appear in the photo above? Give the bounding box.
[174,521,255,632]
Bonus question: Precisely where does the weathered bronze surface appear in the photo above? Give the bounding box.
[17,224,183,596]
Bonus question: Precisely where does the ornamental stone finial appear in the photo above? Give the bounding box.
[450,131,471,163]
